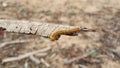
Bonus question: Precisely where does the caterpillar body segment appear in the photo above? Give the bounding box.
[50,27,80,41]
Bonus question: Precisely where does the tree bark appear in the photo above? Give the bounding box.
[0,20,78,38]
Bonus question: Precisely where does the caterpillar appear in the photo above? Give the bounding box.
[50,27,80,41]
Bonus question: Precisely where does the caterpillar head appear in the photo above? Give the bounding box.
[50,35,61,41]
[80,27,96,32]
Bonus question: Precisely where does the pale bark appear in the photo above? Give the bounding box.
[0,20,77,38]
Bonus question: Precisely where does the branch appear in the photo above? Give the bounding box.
[0,20,95,41]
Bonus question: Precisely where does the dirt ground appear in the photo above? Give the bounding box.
[0,0,120,68]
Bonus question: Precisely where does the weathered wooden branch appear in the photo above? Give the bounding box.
[0,20,95,41]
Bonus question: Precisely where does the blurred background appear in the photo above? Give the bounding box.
[0,0,120,68]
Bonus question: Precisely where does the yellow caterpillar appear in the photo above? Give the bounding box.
[50,27,80,41]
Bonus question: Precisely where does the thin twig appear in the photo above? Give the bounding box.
[64,53,91,64]
[41,58,50,67]
[29,55,41,64]
[2,46,51,63]
[0,39,32,48]
[24,61,29,68]
[35,53,48,57]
